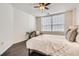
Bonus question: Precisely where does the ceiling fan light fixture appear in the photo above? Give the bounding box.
[34,3,51,12]
[39,6,45,10]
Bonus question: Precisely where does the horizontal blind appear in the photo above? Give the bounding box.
[41,13,65,32]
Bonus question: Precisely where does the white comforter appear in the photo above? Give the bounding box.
[26,34,79,56]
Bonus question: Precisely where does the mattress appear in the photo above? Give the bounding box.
[26,34,79,56]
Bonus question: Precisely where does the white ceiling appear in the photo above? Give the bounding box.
[11,3,79,16]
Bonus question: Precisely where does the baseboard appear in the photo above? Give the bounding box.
[13,39,26,44]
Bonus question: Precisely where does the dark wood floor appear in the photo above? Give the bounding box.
[2,41,28,56]
[1,40,47,56]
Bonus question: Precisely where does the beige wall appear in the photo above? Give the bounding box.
[76,6,79,25]
[64,9,76,30]
[72,8,76,25]
[36,17,41,31]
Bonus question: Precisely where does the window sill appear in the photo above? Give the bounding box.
[41,31,64,35]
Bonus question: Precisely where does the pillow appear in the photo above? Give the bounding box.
[66,28,77,42]
[65,28,71,39]
[36,31,41,36]
[76,33,79,43]
[29,31,36,39]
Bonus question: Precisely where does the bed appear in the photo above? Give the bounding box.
[26,34,79,56]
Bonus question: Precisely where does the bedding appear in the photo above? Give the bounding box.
[26,34,79,56]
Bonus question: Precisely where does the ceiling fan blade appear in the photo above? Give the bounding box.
[45,7,49,10]
[34,6,40,8]
[45,3,51,6]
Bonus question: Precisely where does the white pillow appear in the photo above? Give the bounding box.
[36,31,41,36]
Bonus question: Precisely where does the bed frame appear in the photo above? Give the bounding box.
[27,49,50,56]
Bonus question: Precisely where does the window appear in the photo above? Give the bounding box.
[41,16,51,31]
[41,13,64,32]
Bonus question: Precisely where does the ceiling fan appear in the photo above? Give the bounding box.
[34,3,51,11]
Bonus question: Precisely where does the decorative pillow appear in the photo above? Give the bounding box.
[29,31,36,39]
[76,33,79,43]
[66,28,77,42]
[65,28,71,39]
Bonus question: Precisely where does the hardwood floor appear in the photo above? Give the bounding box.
[1,41,28,56]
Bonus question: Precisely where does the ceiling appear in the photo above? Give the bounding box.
[11,3,79,16]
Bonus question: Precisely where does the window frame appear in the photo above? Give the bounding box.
[41,13,65,32]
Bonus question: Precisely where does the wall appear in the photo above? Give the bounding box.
[76,6,79,25]
[75,6,79,32]
[36,17,41,31]
[64,10,76,30]
[0,4,36,55]
[13,8,36,43]
[0,4,13,55]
